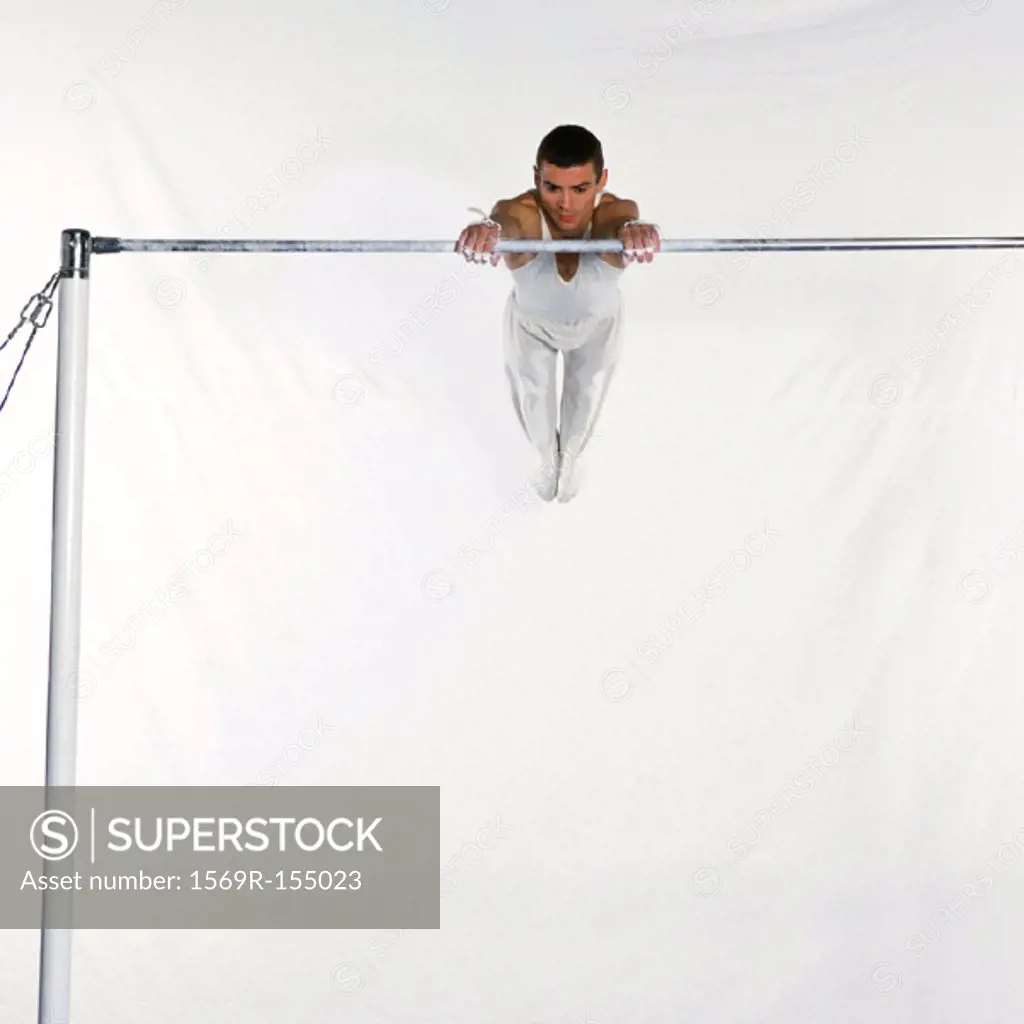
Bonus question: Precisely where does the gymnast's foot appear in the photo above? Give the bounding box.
[530,452,560,502]
[556,450,583,503]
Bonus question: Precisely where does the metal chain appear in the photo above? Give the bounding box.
[0,270,60,415]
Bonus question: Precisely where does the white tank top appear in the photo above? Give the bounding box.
[510,192,624,328]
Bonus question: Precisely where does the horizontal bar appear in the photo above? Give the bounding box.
[90,235,1024,255]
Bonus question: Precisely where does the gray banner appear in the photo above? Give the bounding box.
[3,786,439,928]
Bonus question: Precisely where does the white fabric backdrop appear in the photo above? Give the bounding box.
[4,0,1024,1020]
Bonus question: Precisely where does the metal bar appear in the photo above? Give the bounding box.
[90,235,1024,255]
[38,228,91,1024]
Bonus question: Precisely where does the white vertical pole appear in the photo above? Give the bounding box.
[38,229,91,1024]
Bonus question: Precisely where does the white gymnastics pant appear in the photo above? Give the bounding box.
[502,292,624,462]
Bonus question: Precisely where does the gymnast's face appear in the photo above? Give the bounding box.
[534,161,609,234]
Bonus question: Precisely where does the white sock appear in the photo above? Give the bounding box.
[530,451,560,502]
[556,450,583,502]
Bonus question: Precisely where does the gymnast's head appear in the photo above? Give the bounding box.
[534,124,609,233]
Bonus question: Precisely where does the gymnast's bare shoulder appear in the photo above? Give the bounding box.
[590,191,634,268]
[488,191,542,270]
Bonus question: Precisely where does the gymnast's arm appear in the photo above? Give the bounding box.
[591,197,640,268]
[488,197,535,270]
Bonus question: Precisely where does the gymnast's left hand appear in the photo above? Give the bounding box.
[619,220,660,263]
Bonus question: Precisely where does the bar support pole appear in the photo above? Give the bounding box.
[38,228,92,1024]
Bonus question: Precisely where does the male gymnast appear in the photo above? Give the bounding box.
[456,124,660,502]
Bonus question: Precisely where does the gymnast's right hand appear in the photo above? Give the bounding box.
[456,214,502,266]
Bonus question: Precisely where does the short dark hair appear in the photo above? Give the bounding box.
[535,125,604,179]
